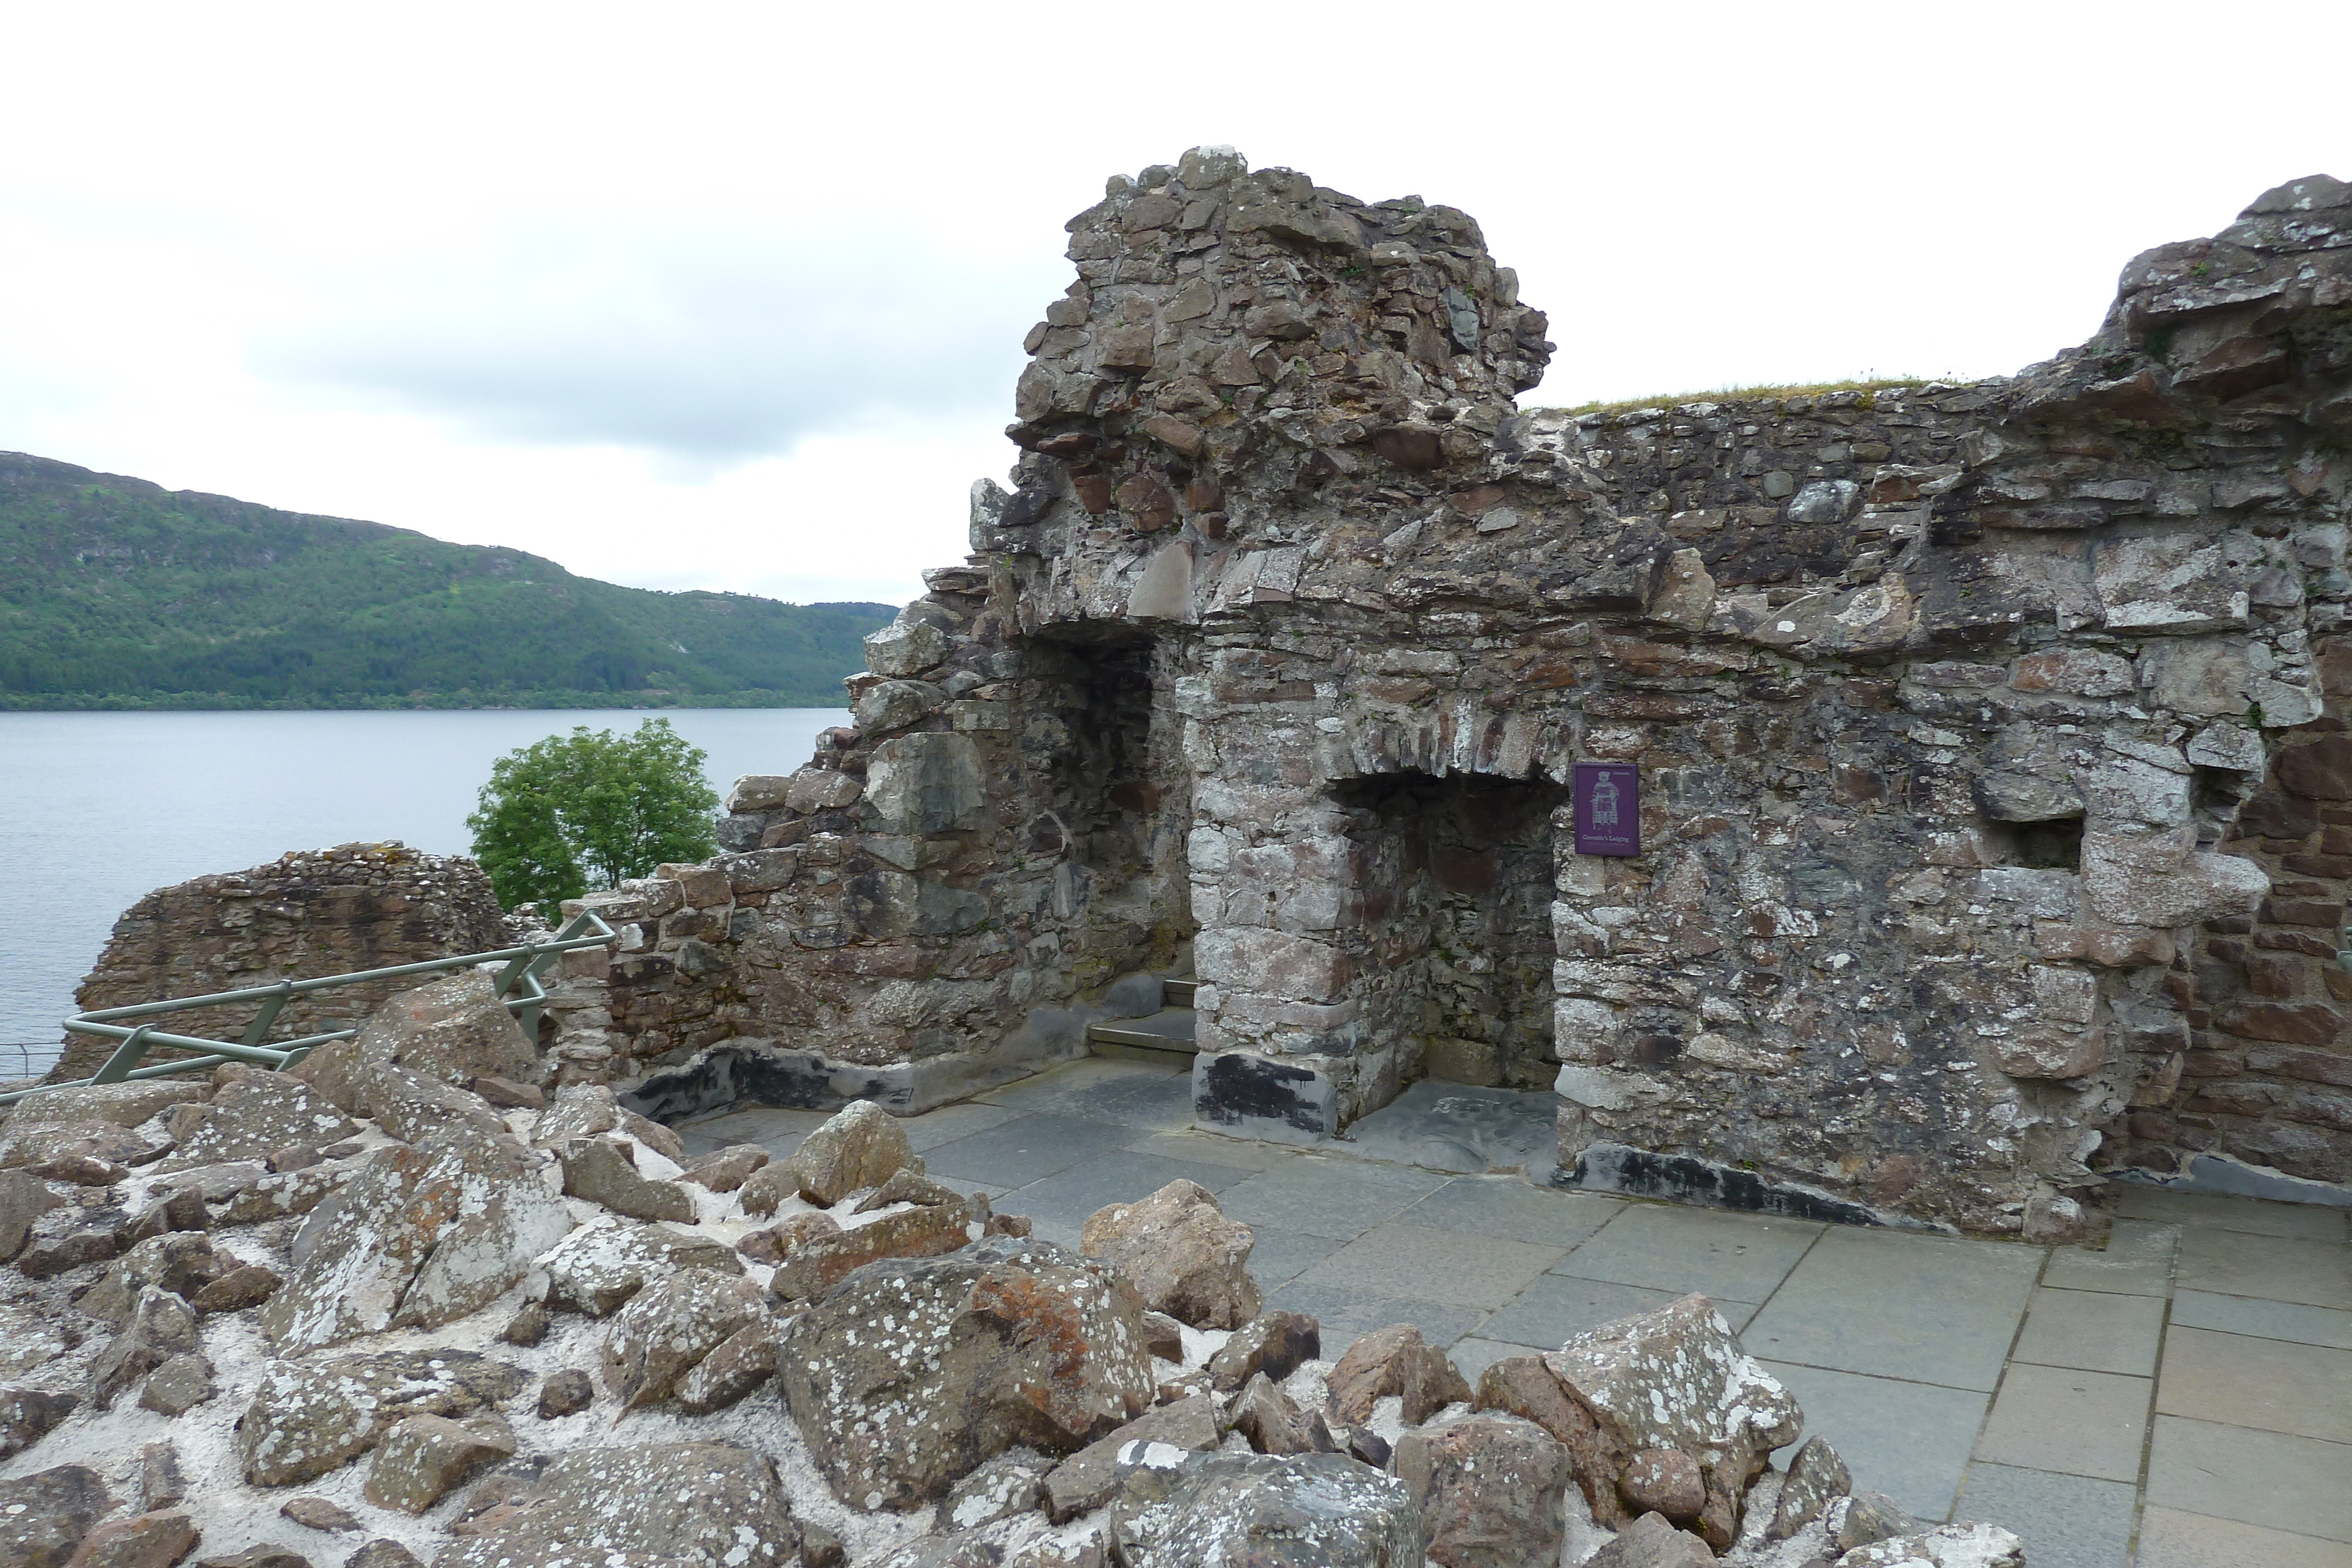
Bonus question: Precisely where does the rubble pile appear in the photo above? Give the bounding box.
[0,968,2024,1567]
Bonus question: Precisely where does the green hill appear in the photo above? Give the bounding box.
[0,452,896,709]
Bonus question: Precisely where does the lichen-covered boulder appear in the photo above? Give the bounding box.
[600,1268,764,1407]
[433,1442,799,1568]
[558,1135,694,1223]
[1205,1309,1321,1392]
[88,1286,201,1410]
[754,1099,913,1209]
[779,1236,1152,1510]
[1043,1393,1220,1522]
[1325,1323,1470,1425]
[260,1129,570,1352]
[158,1069,358,1172]
[769,1202,975,1302]
[237,1349,527,1486]
[1079,1179,1261,1329]
[1109,1452,1422,1568]
[1392,1414,1571,1568]
[362,1413,516,1514]
[534,1218,743,1316]
[342,969,539,1089]
[1545,1292,1801,1550]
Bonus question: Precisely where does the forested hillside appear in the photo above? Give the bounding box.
[0,452,894,708]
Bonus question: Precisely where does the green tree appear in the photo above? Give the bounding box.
[467,719,720,916]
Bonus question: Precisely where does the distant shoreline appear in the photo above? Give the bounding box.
[0,691,850,713]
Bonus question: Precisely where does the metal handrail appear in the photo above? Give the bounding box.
[4,910,618,1106]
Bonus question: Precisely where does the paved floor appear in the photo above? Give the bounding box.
[677,1055,2352,1568]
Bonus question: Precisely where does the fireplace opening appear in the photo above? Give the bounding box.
[1330,770,1566,1090]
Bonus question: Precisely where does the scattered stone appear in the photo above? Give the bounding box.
[1545,1293,1800,1549]
[194,1549,309,1568]
[89,1286,202,1410]
[470,1076,543,1111]
[799,1523,846,1568]
[1141,1310,1185,1362]
[600,1268,764,1407]
[769,1201,973,1301]
[1325,1323,1470,1425]
[215,1161,353,1227]
[159,1069,357,1173]
[1472,1353,1621,1522]
[1584,1511,1715,1567]
[236,1348,527,1486]
[0,1170,67,1261]
[985,1212,1032,1238]
[500,1300,549,1346]
[55,1509,197,1568]
[363,1413,517,1513]
[342,969,539,1088]
[1831,1492,1919,1553]
[354,1062,508,1146]
[191,1263,280,1314]
[2,1121,158,1174]
[736,1209,838,1263]
[1230,1373,1311,1456]
[1839,1523,2023,1567]
[774,1100,913,1206]
[28,1154,128,1187]
[78,1232,226,1324]
[854,1168,970,1213]
[780,1236,1153,1509]
[1045,1394,1221,1521]
[1621,1447,1706,1523]
[536,1369,594,1419]
[1769,1435,1852,1540]
[260,1129,571,1352]
[1107,1451,1421,1568]
[136,1352,216,1415]
[1205,1309,1321,1392]
[0,1464,111,1568]
[559,1136,696,1223]
[278,1497,359,1533]
[0,1387,79,1459]
[118,1189,210,1248]
[1079,1179,1261,1329]
[676,1319,781,1414]
[433,1442,800,1568]
[18,1228,121,1279]
[1394,1413,1572,1568]
[535,1219,743,1316]
[678,1143,769,1192]
[943,1450,1054,1531]
[529,1083,629,1149]
[342,1543,422,1568]
[266,1146,322,1175]
[136,1443,186,1512]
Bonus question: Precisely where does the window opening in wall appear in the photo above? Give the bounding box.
[1982,815,2085,870]
[1330,770,1566,1090]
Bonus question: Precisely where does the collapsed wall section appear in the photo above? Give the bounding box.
[554,157,2352,1235]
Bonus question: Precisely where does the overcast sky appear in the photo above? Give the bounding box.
[5,3,2346,608]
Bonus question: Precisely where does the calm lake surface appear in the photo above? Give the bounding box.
[0,708,846,1066]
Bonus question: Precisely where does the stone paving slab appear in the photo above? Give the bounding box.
[1546,1201,1822,1303]
[1952,1462,2136,1568]
[2157,1325,2352,1446]
[676,1053,2352,1558]
[2146,1415,2352,1543]
[2012,1286,2169,1377]
[1759,1358,1990,1521]
[2136,1505,2352,1567]
[1744,1226,2042,1393]
[1975,1363,2151,1483]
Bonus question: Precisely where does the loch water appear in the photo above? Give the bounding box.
[0,708,846,1069]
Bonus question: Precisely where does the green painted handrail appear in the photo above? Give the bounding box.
[5,910,618,1106]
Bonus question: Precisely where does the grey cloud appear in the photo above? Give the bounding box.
[255,226,1064,464]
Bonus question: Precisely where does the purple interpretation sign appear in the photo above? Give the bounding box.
[1573,761,1640,857]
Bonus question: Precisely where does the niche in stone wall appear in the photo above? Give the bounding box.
[1330,770,1567,1090]
[1029,629,1195,988]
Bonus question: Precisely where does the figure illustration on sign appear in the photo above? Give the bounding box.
[1591,771,1620,828]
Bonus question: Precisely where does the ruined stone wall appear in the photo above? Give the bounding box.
[574,156,2352,1233]
[61,842,508,1081]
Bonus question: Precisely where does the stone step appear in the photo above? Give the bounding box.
[1085,1007,1197,1064]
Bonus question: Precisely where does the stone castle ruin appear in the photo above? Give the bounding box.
[526,154,2352,1240]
